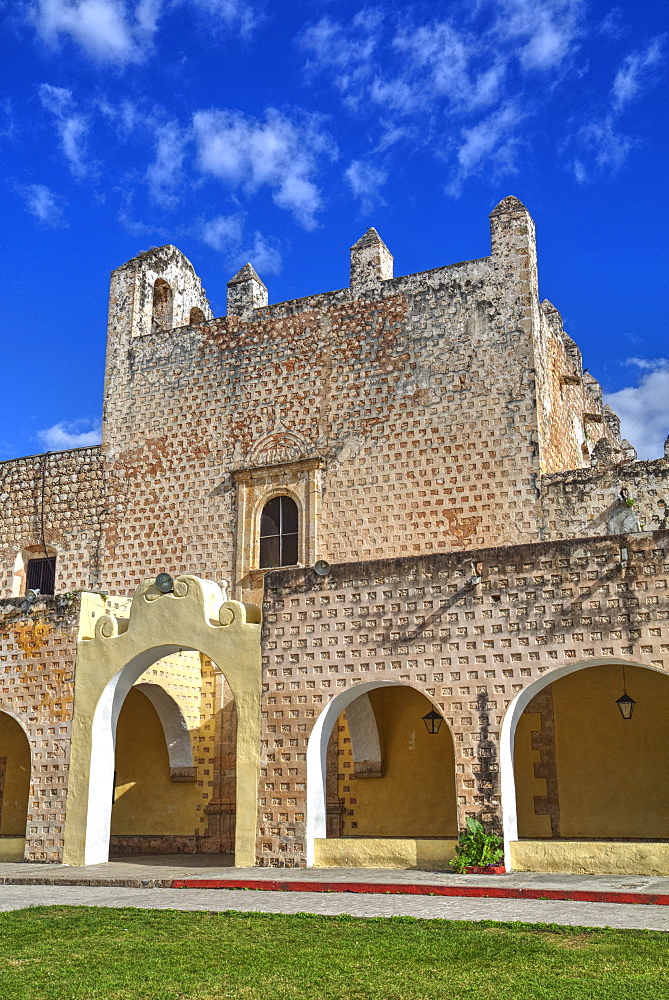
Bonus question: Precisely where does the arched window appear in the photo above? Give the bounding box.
[259,496,298,568]
[152,279,173,333]
[189,307,205,325]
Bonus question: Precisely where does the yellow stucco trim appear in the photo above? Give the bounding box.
[64,577,261,867]
[314,838,458,870]
[0,838,26,862]
[510,840,669,876]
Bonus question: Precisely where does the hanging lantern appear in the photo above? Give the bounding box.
[422,709,443,735]
[616,665,636,720]
[616,692,636,720]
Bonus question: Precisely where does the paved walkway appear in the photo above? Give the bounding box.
[1,883,668,930]
[2,855,669,903]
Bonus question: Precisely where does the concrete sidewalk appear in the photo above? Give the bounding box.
[1,855,669,906]
[1,883,669,930]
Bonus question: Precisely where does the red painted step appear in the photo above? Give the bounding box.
[169,877,669,906]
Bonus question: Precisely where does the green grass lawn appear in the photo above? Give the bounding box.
[0,907,666,1000]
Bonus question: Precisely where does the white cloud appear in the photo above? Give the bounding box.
[29,0,258,65]
[117,209,170,240]
[30,0,154,64]
[59,114,90,177]
[300,11,506,118]
[495,0,585,71]
[37,419,102,450]
[188,0,257,37]
[598,7,625,40]
[237,232,282,276]
[572,157,587,184]
[32,90,334,227]
[17,183,68,226]
[604,360,669,460]
[448,102,526,194]
[38,82,74,116]
[344,159,387,213]
[624,358,665,371]
[611,36,665,111]
[576,116,632,172]
[39,83,91,177]
[145,120,188,207]
[298,3,663,199]
[391,21,506,115]
[298,4,581,194]
[193,108,336,229]
[301,2,583,117]
[299,10,384,108]
[199,214,281,275]
[0,97,16,140]
[97,97,141,138]
[200,213,245,251]
[569,35,664,180]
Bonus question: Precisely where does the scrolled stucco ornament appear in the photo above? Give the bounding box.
[217,601,261,627]
[218,603,236,626]
[95,615,119,639]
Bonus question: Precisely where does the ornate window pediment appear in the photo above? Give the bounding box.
[232,456,324,602]
[247,430,310,467]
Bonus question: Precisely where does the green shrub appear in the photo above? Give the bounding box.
[451,816,504,873]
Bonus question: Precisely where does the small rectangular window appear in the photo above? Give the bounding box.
[26,557,56,595]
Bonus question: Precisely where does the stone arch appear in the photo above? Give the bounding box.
[500,656,668,865]
[306,680,454,865]
[152,278,173,333]
[134,682,193,772]
[0,707,31,857]
[64,577,261,867]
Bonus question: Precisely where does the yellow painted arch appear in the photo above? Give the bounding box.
[64,577,261,866]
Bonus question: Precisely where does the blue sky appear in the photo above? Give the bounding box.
[1,0,667,460]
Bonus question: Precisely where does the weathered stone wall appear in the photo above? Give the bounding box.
[533,301,620,474]
[0,198,627,603]
[257,529,669,866]
[541,456,669,540]
[0,594,80,861]
[0,448,107,596]
[93,199,551,598]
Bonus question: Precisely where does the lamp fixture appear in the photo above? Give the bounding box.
[616,665,636,720]
[422,709,443,735]
[468,561,483,588]
[155,572,174,594]
[314,560,331,577]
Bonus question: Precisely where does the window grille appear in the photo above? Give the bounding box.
[26,557,56,595]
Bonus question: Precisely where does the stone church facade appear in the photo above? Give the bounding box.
[1,196,669,874]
